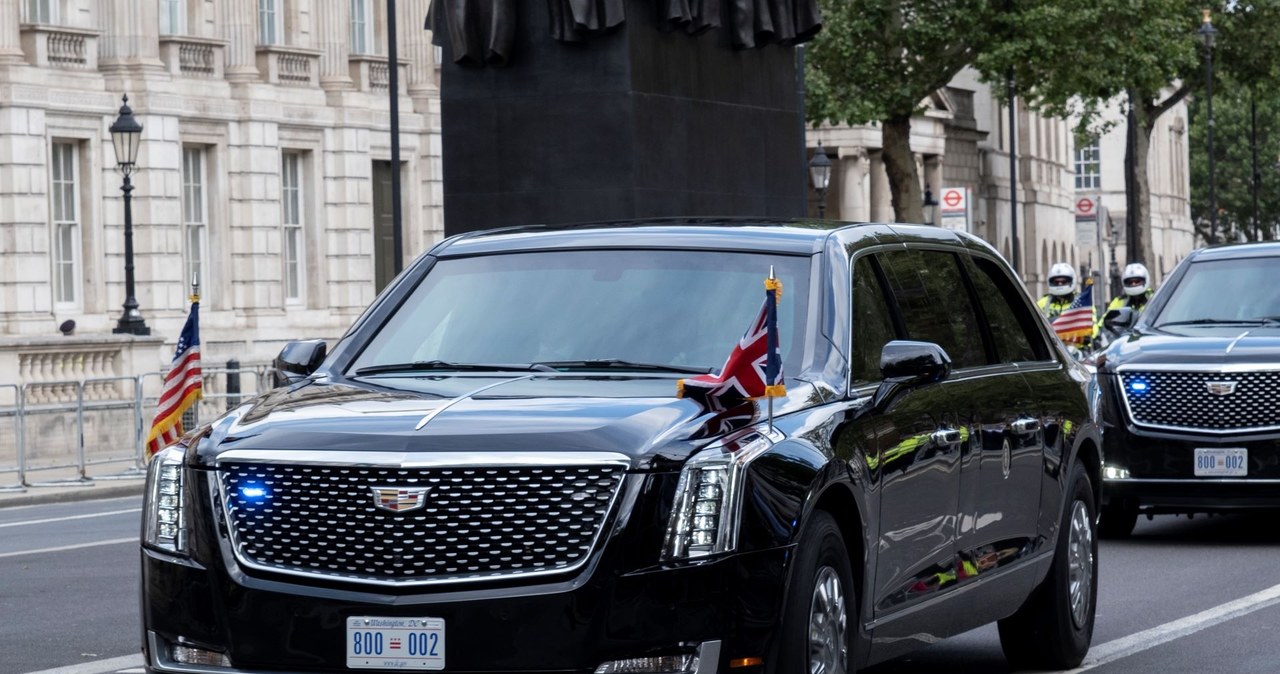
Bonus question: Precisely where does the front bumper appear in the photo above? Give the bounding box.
[1101,423,1280,512]
[141,543,790,674]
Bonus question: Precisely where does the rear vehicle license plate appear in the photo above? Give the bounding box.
[1194,448,1247,477]
[346,617,445,670]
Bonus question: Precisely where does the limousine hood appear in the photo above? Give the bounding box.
[191,374,814,471]
[1105,325,1280,370]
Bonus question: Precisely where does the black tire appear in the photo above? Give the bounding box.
[1098,501,1138,539]
[775,510,856,674]
[998,462,1098,670]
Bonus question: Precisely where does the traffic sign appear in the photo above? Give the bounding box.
[1076,197,1094,215]
[942,188,966,212]
[939,186,970,233]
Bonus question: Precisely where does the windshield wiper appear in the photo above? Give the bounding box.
[353,360,557,376]
[1155,318,1268,328]
[534,359,714,375]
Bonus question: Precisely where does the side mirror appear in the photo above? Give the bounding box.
[272,340,327,387]
[1103,307,1137,333]
[870,340,952,413]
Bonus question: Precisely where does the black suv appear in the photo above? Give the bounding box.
[141,220,1101,674]
[1097,242,1280,537]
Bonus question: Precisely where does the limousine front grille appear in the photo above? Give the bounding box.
[1120,370,1280,432]
[217,459,626,586]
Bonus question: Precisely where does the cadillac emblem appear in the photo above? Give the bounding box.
[370,486,431,513]
[1205,381,1238,396]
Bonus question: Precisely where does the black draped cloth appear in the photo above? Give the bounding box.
[427,0,821,66]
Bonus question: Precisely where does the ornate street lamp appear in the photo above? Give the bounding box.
[808,143,832,218]
[923,185,939,224]
[1199,8,1218,245]
[110,94,150,335]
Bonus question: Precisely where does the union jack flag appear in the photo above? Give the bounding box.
[1052,281,1095,344]
[146,298,202,460]
[678,275,787,411]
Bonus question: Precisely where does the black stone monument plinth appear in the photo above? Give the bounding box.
[438,0,807,235]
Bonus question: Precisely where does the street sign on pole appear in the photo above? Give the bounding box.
[940,187,971,233]
[1075,196,1099,247]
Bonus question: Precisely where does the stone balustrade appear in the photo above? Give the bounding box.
[18,24,99,70]
[159,36,226,79]
[257,45,322,87]
[348,54,407,94]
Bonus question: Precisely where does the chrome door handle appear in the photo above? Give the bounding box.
[931,429,963,446]
[1012,418,1041,435]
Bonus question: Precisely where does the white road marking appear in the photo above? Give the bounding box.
[0,509,141,528]
[21,653,142,674]
[1067,582,1280,672]
[0,537,135,559]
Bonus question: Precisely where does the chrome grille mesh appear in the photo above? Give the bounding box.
[1120,370,1280,431]
[217,462,625,585]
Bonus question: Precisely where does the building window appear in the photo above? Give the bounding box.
[281,152,304,303]
[50,142,80,307]
[182,147,209,296]
[1074,139,1101,190]
[258,0,281,45]
[159,0,184,35]
[350,0,372,54]
[25,0,56,24]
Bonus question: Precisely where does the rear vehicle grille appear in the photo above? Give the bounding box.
[1119,370,1280,432]
[217,461,626,585]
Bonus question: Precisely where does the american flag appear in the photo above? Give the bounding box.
[146,299,202,460]
[678,275,787,411]
[1052,281,1095,344]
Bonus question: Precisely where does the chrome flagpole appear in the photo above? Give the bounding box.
[767,266,775,434]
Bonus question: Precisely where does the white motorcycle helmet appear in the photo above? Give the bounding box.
[1122,263,1150,297]
[1047,263,1077,297]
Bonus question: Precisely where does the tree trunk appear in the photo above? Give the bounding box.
[1123,92,1157,265]
[882,115,923,224]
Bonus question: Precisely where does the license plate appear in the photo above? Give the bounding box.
[346,617,445,670]
[1194,448,1248,477]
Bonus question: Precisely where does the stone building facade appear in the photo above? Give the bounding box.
[0,0,443,390]
[807,67,1195,300]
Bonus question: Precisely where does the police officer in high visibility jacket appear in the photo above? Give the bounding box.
[1037,263,1098,345]
[1104,263,1155,317]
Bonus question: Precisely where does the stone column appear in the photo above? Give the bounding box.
[402,0,438,99]
[0,0,22,64]
[317,0,354,90]
[98,0,164,71]
[838,147,869,222]
[221,0,259,83]
[869,151,892,223]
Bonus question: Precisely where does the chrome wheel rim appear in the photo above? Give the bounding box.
[808,566,847,674]
[1068,499,1095,629]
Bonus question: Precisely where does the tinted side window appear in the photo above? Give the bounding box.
[851,257,899,384]
[967,256,1050,362]
[878,249,986,369]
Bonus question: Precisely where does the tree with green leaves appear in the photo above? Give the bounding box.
[1188,76,1280,242]
[805,1,995,224]
[983,1,1280,261]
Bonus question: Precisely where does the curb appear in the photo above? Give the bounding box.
[0,481,146,509]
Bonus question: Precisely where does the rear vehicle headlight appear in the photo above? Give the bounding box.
[144,447,187,554]
[662,432,773,561]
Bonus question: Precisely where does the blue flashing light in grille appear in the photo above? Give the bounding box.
[239,484,269,502]
[1128,379,1150,394]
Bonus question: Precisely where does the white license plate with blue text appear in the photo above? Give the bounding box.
[346,616,445,670]
[1194,448,1248,477]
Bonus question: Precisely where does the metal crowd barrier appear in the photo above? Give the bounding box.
[4,361,274,489]
[0,384,25,493]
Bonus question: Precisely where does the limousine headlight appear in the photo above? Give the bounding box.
[144,447,187,554]
[662,433,773,561]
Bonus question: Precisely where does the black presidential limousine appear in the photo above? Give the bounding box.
[1097,241,1280,538]
[141,220,1101,674]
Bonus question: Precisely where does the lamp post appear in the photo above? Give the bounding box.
[923,185,939,225]
[808,143,832,218]
[110,94,150,336]
[1199,8,1218,245]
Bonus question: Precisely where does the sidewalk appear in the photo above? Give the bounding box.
[0,466,146,508]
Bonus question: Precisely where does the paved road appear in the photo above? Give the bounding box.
[6,499,1279,674]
